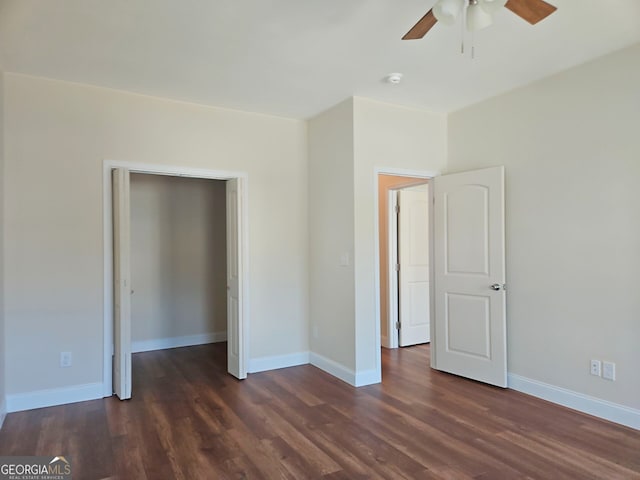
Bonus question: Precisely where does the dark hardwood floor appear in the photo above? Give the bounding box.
[1,343,638,479]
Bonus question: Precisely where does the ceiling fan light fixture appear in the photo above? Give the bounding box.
[466,1,493,31]
[433,0,465,26]
[478,0,508,14]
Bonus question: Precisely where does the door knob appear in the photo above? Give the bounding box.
[490,283,506,291]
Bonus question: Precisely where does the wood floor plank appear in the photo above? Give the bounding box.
[225,426,298,480]
[110,436,149,480]
[0,342,638,479]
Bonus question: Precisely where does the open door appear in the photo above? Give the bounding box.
[398,187,430,346]
[433,166,507,387]
[226,178,246,379]
[112,168,132,399]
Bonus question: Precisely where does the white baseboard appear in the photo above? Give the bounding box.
[132,331,227,353]
[248,351,310,373]
[308,352,380,387]
[0,397,6,429]
[248,351,381,387]
[508,373,640,431]
[355,368,382,387]
[6,382,104,413]
[310,352,356,386]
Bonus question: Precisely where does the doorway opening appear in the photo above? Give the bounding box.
[130,173,226,351]
[103,162,249,399]
[378,174,431,351]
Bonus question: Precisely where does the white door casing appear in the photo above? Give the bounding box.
[398,187,431,347]
[104,162,249,398]
[433,166,507,387]
[226,178,246,379]
[387,189,400,349]
[112,168,132,399]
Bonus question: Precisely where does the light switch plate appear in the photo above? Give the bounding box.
[602,361,616,381]
[60,351,72,368]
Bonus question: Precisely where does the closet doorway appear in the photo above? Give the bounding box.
[103,162,248,400]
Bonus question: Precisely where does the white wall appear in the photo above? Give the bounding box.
[448,44,640,410]
[0,70,6,425]
[6,43,635,424]
[130,174,226,346]
[3,73,308,400]
[307,97,447,383]
[353,98,446,377]
[308,99,356,371]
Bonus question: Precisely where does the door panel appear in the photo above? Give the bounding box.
[433,166,506,387]
[112,168,132,400]
[398,187,430,347]
[446,186,489,275]
[446,293,490,358]
[226,178,246,379]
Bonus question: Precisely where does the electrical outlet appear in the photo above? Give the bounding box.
[590,359,601,376]
[60,352,72,368]
[602,361,616,381]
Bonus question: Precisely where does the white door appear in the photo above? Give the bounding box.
[433,166,507,387]
[398,187,431,346]
[112,168,132,399]
[226,178,246,379]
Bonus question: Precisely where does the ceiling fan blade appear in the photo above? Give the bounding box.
[402,9,438,40]
[505,0,557,25]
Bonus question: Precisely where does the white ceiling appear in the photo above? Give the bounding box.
[0,0,639,119]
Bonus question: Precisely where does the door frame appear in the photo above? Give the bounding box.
[102,160,250,397]
[387,183,430,349]
[374,167,440,373]
[387,188,400,349]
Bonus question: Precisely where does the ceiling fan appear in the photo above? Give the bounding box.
[402,0,557,39]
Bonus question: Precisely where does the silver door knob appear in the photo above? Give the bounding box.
[490,283,506,291]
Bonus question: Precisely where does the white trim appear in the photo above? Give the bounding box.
[132,332,227,353]
[375,167,440,178]
[372,170,382,382]
[0,398,6,429]
[105,161,247,180]
[387,189,399,349]
[508,373,640,431]
[103,163,114,397]
[248,352,310,373]
[310,352,356,386]
[355,368,382,387]
[428,178,436,369]
[103,160,250,397]
[6,383,104,413]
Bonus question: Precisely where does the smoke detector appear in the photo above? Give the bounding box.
[385,73,403,84]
